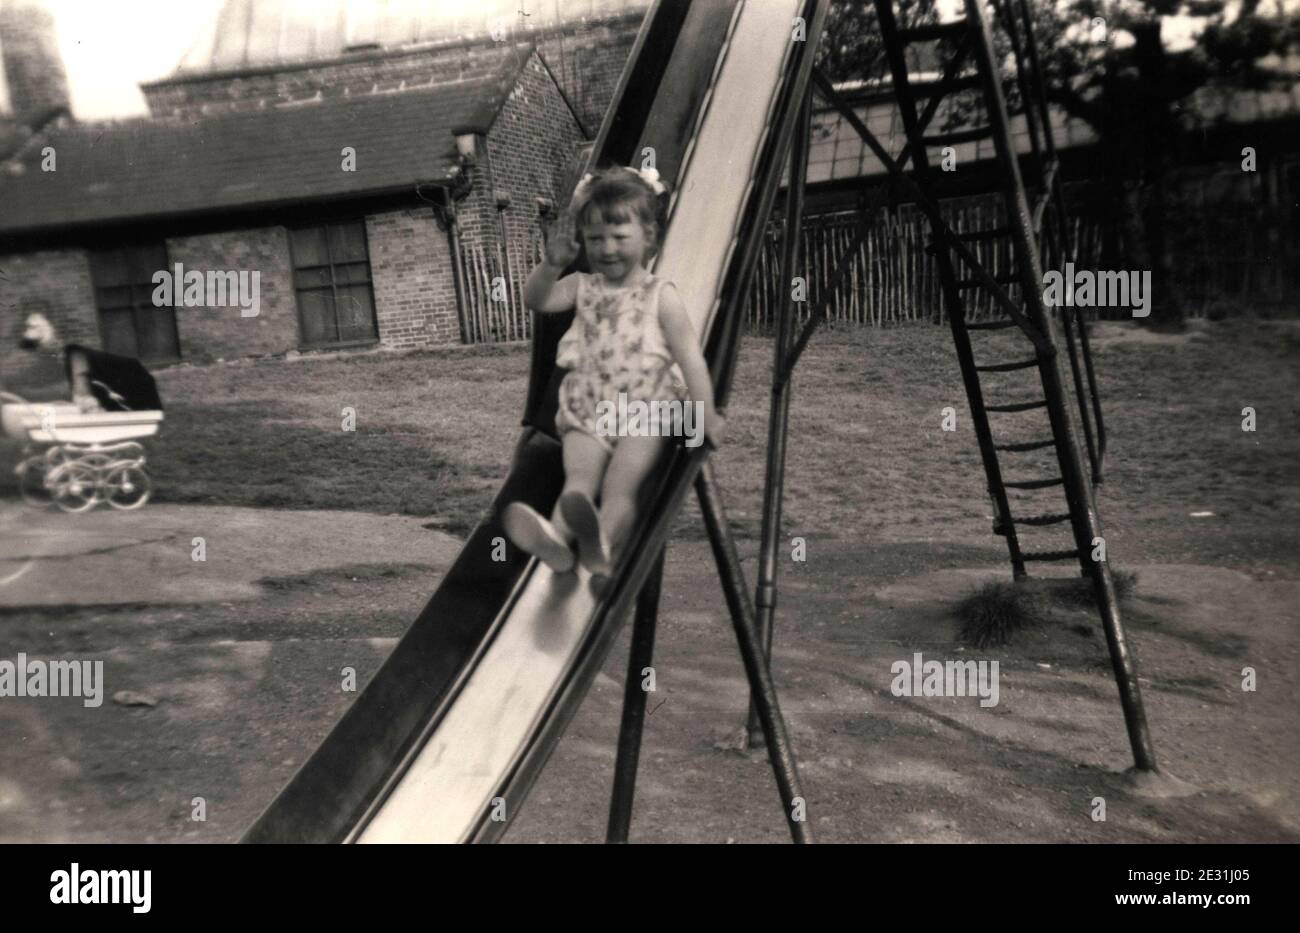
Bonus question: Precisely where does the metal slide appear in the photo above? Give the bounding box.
[243,0,823,844]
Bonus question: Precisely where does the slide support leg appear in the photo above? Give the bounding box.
[606,549,665,843]
[696,462,813,844]
[747,85,812,748]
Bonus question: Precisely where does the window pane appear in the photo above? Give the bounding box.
[290,226,328,268]
[135,281,169,311]
[297,289,337,345]
[335,285,376,341]
[328,221,368,263]
[335,261,370,285]
[134,307,179,362]
[129,244,168,285]
[97,285,134,310]
[294,267,333,290]
[91,242,178,362]
[100,309,137,357]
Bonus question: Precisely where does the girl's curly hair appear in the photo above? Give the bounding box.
[572,166,670,257]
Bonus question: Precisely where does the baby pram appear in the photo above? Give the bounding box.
[2,344,165,512]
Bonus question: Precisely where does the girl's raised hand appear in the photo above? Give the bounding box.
[543,209,581,269]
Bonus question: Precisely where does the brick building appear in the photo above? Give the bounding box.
[0,0,647,368]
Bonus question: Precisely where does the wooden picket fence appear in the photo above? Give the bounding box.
[743,196,1109,332]
[743,188,1292,331]
[453,188,1278,345]
[453,205,1091,345]
[457,237,544,344]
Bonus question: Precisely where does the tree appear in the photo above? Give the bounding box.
[817,0,939,85]
[1030,0,1299,327]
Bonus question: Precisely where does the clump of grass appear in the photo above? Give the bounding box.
[956,580,1051,649]
[1049,569,1139,608]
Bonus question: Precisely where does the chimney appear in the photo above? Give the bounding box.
[0,0,71,127]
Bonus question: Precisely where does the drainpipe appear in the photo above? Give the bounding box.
[434,140,478,344]
[446,129,487,343]
[428,180,472,345]
[446,202,471,345]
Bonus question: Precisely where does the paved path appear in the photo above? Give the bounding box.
[0,502,461,606]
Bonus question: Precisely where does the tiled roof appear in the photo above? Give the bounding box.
[0,53,525,236]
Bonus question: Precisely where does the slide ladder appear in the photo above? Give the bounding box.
[875,0,1106,579]
[742,0,1158,775]
[863,0,1155,770]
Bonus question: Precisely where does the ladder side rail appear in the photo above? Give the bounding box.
[874,0,1029,575]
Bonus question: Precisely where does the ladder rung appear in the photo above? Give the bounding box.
[986,399,1048,413]
[976,357,1039,373]
[956,273,1021,289]
[923,126,994,147]
[965,318,1018,331]
[1023,549,1081,563]
[995,438,1056,453]
[896,20,968,43]
[958,226,1011,243]
[1015,512,1072,527]
[1004,476,1064,490]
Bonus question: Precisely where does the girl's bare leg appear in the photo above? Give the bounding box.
[597,433,667,558]
[551,430,610,540]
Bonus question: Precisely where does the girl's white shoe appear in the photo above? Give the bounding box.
[559,490,613,593]
[503,502,575,573]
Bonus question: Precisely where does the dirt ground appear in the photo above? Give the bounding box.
[1,320,1297,842]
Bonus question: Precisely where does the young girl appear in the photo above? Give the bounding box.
[503,165,723,592]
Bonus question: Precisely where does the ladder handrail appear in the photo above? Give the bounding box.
[1006,0,1109,477]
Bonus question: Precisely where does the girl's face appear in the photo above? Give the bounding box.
[581,209,651,284]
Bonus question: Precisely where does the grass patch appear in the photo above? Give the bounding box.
[956,580,1052,648]
[957,569,1140,648]
[3,319,1297,551]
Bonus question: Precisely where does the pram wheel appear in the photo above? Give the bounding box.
[104,464,151,510]
[47,460,99,513]
[17,457,53,507]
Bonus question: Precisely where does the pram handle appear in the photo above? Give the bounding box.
[90,379,133,410]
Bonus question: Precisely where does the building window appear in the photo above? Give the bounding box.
[289,220,378,348]
[88,242,180,362]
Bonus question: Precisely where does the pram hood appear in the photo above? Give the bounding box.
[64,344,164,412]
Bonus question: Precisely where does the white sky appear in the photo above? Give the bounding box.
[46,0,225,120]
[42,0,523,120]
[41,0,629,120]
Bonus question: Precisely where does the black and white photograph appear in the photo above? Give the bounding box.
[0,0,1296,894]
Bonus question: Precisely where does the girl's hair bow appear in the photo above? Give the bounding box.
[626,165,667,194]
[572,165,667,202]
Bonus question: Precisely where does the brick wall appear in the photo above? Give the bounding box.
[453,50,587,328]
[0,248,98,390]
[366,206,461,349]
[142,13,643,125]
[535,14,642,133]
[143,38,520,119]
[0,210,463,367]
[163,227,297,363]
